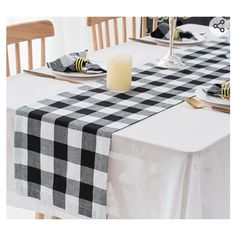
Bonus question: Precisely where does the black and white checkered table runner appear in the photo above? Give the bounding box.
[14,40,230,218]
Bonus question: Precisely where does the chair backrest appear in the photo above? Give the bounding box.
[87,17,151,51]
[6,20,54,76]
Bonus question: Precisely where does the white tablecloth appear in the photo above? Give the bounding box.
[7,24,230,219]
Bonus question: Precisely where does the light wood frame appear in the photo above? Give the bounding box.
[6,20,54,76]
[87,17,150,51]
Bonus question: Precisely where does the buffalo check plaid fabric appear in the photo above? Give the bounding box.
[14,40,230,218]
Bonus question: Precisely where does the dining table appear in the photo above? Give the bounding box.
[7,24,230,219]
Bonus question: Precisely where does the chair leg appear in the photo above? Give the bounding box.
[35,212,44,219]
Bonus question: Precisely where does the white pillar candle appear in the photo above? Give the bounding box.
[106,53,132,92]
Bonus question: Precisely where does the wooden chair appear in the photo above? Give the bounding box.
[87,17,151,51]
[7,20,55,219]
[6,20,54,76]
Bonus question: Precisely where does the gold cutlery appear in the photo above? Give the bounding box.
[129,37,158,45]
[23,70,80,83]
[186,97,230,114]
[199,32,206,35]
[129,37,179,48]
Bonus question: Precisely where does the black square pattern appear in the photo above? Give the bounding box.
[28,135,40,153]
[53,174,67,193]
[27,166,41,184]
[79,182,93,202]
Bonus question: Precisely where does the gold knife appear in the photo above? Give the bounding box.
[129,37,179,48]
[23,70,80,83]
[129,37,158,45]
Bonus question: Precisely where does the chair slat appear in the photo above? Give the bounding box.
[6,47,10,76]
[97,22,104,49]
[15,43,21,73]
[105,20,110,48]
[122,17,127,43]
[41,37,45,66]
[91,25,98,51]
[113,18,119,45]
[28,40,33,70]
[152,17,158,31]
[132,17,136,38]
[142,17,147,37]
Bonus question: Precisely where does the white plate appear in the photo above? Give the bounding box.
[155,34,205,45]
[53,70,107,78]
[195,86,230,106]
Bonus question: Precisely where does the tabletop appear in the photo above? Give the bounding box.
[7,24,230,154]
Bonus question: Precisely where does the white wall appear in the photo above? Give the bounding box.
[7,17,141,75]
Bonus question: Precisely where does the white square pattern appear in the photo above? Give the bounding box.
[153,86,171,93]
[41,121,54,141]
[128,114,146,120]
[168,80,186,86]
[40,186,53,205]
[99,107,119,114]
[209,63,225,69]
[198,68,213,74]
[145,106,164,113]
[118,100,137,106]
[96,135,111,156]
[51,109,72,116]
[92,93,111,101]
[67,161,81,181]
[74,101,92,108]
[40,154,54,173]
[28,102,46,110]
[15,179,28,196]
[93,170,107,190]
[68,128,82,148]
[107,122,127,129]
[51,94,67,102]
[79,115,100,123]
[15,115,28,133]
[92,203,106,218]
[164,98,180,105]
[132,81,146,87]
[14,148,28,165]
[136,93,154,99]
[65,194,79,214]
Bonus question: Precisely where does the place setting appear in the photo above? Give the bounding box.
[196,81,230,103]
[150,17,205,45]
[24,50,107,84]
[186,81,230,113]
[129,16,205,50]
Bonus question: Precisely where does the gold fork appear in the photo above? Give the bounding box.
[186,97,230,114]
